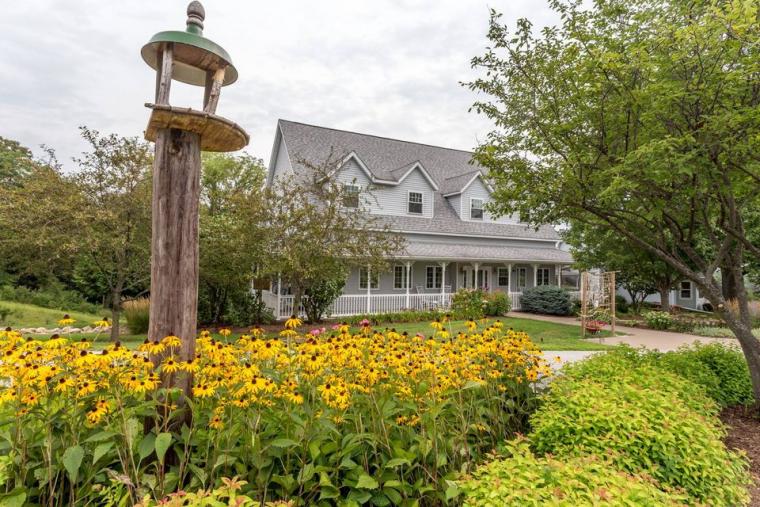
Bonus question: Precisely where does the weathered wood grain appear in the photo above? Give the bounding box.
[143,103,249,152]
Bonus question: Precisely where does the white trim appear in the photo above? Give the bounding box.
[407,190,424,215]
[442,171,494,197]
[358,266,379,290]
[679,280,692,299]
[496,267,510,286]
[390,162,439,191]
[425,265,443,289]
[393,264,408,290]
[536,267,550,286]
[377,229,561,243]
[469,197,484,221]
[515,267,528,289]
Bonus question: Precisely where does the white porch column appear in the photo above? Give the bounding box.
[473,262,480,289]
[405,261,412,308]
[439,261,448,304]
[366,265,371,314]
[532,263,539,287]
[506,263,512,294]
[557,265,563,287]
[277,273,282,318]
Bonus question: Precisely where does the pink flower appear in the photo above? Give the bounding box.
[309,328,322,336]
[360,319,370,326]
[331,324,340,330]
[416,333,425,339]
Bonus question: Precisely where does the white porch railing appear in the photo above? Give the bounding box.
[265,289,579,320]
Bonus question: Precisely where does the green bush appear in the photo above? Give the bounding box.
[530,358,750,505]
[483,291,511,316]
[344,309,450,325]
[458,439,687,506]
[451,289,485,319]
[520,286,571,315]
[303,275,345,322]
[0,283,100,314]
[122,298,150,334]
[672,343,754,406]
[643,310,672,330]
[615,294,629,314]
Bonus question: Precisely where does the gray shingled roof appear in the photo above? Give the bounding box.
[401,242,573,263]
[277,120,561,240]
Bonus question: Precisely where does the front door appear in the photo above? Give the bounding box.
[476,268,490,291]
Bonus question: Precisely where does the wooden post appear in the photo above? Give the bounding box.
[203,67,226,113]
[155,44,174,105]
[148,128,201,414]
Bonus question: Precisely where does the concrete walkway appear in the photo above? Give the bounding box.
[509,312,737,352]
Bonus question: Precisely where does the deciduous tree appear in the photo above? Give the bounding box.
[469,0,760,403]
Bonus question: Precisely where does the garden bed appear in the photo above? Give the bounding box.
[722,406,760,506]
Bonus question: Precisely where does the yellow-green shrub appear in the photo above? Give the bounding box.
[458,439,687,506]
[529,363,750,506]
[123,297,150,333]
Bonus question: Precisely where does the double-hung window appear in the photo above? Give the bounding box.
[393,265,409,289]
[408,191,423,214]
[516,267,527,289]
[426,266,442,289]
[343,184,360,208]
[359,267,379,289]
[536,267,550,286]
[680,281,692,299]
[470,198,484,220]
[497,267,509,287]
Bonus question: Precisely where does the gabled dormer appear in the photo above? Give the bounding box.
[443,171,521,224]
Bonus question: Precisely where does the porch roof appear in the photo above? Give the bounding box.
[400,242,573,264]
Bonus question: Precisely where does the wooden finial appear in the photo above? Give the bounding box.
[186,1,205,34]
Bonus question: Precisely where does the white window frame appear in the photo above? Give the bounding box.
[393,265,409,289]
[470,198,484,220]
[536,267,551,286]
[426,265,442,289]
[497,267,509,287]
[359,267,379,290]
[407,191,423,215]
[516,267,527,289]
[680,280,692,299]
[343,184,360,209]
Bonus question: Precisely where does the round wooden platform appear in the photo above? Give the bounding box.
[144,103,249,152]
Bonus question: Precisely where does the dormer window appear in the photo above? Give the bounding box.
[343,184,360,208]
[408,191,423,214]
[470,198,484,220]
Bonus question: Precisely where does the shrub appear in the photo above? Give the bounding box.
[643,310,672,330]
[0,322,547,505]
[675,343,754,406]
[519,286,571,315]
[0,305,14,324]
[0,283,100,314]
[226,290,275,326]
[451,288,485,319]
[483,291,510,316]
[531,357,750,505]
[614,294,629,314]
[123,297,150,333]
[303,275,345,322]
[344,309,449,325]
[458,439,687,506]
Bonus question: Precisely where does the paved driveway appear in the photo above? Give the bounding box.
[509,312,737,353]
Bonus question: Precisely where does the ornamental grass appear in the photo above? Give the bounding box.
[0,318,547,506]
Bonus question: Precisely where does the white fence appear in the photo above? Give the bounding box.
[265,289,581,320]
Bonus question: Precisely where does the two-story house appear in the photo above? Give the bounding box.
[263,119,575,318]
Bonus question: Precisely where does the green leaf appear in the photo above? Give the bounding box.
[138,433,155,461]
[270,438,298,448]
[61,445,84,483]
[444,480,460,501]
[384,458,410,468]
[84,430,117,443]
[0,489,26,507]
[356,473,379,490]
[154,432,172,464]
[213,454,236,469]
[93,441,114,466]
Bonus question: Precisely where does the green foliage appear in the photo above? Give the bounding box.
[483,291,511,316]
[344,310,452,326]
[643,310,672,330]
[0,284,100,315]
[531,354,751,505]
[614,294,629,314]
[303,273,346,322]
[0,305,12,324]
[0,137,35,188]
[459,439,687,506]
[123,298,150,334]
[451,289,485,319]
[520,286,571,315]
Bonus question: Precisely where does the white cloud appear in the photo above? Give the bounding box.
[0,0,559,169]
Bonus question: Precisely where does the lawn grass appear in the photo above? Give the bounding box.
[0,300,110,329]
[58,316,612,351]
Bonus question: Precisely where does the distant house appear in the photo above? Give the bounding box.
[263,120,576,318]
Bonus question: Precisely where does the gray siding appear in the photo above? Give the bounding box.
[461,177,521,224]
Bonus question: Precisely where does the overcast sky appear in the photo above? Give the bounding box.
[2,0,559,169]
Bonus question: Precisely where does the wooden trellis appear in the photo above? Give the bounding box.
[580,271,616,337]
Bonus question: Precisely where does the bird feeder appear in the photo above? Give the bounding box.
[141,1,248,151]
[140,2,248,412]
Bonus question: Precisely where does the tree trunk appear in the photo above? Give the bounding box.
[719,302,760,407]
[147,128,201,427]
[110,288,121,341]
[658,284,671,313]
[722,264,740,301]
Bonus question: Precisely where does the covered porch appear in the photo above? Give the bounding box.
[264,257,579,320]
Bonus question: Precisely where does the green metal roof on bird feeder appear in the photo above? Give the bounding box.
[140,1,248,152]
[141,1,238,86]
